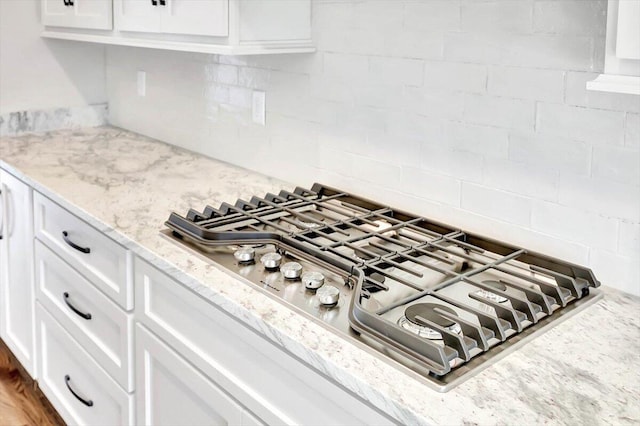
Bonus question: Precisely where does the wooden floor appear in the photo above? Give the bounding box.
[0,339,64,426]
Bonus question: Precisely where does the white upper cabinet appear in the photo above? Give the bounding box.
[41,0,312,55]
[587,0,640,95]
[42,0,113,30]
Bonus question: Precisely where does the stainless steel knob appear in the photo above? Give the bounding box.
[302,271,325,290]
[261,252,282,270]
[317,285,340,306]
[234,247,255,263]
[280,261,302,279]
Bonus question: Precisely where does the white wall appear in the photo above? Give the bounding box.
[0,0,106,114]
[107,0,640,296]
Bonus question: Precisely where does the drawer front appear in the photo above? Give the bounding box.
[35,240,134,391]
[34,192,132,310]
[135,258,394,426]
[136,324,256,426]
[36,303,134,426]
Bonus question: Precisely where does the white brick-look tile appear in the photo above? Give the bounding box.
[444,122,509,158]
[404,1,460,32]
[625,113,640,148]
[565,72,640,113]
[368,57,423,87]
[461,183,532,226]
[592,144,640,185]
[424,61,487,93]
[508,131,591,176]
[464,94,534,130]
[618,221,640,254]
[557,174,640,221]
[482,157,558,202]
[533,0,606,36]
[531,200,619,251]
[536,103,626,145]
[461,1,533,34]
[401,167,461,207]
[488,66,564,102]
[589,249,640,295]
[106,1,639,295]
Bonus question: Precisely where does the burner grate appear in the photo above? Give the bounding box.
[166,183,601,381]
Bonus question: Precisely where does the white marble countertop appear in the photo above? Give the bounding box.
[1,126,639,425]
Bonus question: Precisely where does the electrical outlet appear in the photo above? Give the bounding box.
[252,90,266,126]
[137,71,146,97]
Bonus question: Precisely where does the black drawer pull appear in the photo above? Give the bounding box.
[65,375,94,407]
[62,231,91,254]
[159,0,166,5]
[151,0,157,5]
[63,292,92,320]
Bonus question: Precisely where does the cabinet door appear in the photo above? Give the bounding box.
[136,324,257,426]
[114,0,162,33]
[0,170,35,376]
[161,0,228,37]
[42,0,113,30]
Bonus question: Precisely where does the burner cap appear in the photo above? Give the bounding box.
[405,303,457,328]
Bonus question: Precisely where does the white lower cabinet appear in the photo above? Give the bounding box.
[0,169,36,376]
[37,302,134,426]
[136,323,261,426]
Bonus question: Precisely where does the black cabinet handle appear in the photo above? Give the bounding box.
[159,0,166,5]
[63,0,68,5]
[63,292,92,320]
[62,231,91,254]
[68,0,74,5]
[65,375,93,407]
[151,0,157,5]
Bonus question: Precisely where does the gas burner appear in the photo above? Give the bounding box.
[261,252,282,270]
[234,247,255,263]
[317,285,340,307]
[302,271,325,290]
[473,280,508,303]
[281,262,303,279]
[398,303,462,340]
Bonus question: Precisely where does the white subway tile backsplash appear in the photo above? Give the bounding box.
[464,94,534,130]
[461,183,532,226]
[421,144,484,182]
[618,221,640,254]
[565,72,640,113]
[488,66,564,102]
[401,167,461,207]
[589,249,640,295]
[424,62,487,93]
[461,1,533,34]
[508,131,591,176]
[368,56,423,87]
[625,113,640,148]
[404,87,465,120]
[404,1,460,32]
[444,122,509,158]
[557,174,640,221]
[323,52,368,81]
[353,1,403,31]
[482,157,558,202]
[533,0,606,36]
[106,0,639,295]
[536,103,625,145]
[592,144,640,186]
[532,200,618,251]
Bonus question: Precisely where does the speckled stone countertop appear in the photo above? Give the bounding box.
[1,126,639,425]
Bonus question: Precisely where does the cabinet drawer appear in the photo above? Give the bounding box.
[34,192,132,310]
[136,324,260,426]
[35,240,134,391]
[135,258,394,426]
[36,303,134,426]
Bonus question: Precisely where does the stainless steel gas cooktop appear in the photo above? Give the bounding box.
[164,183,602,391]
